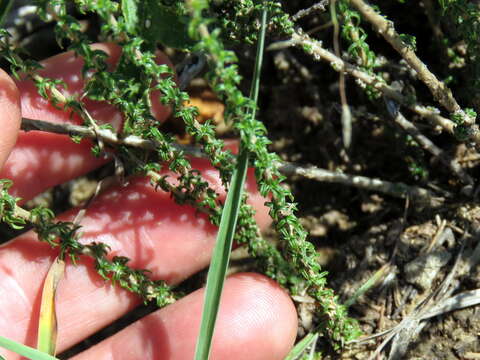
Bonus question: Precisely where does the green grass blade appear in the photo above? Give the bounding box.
[193,6,268,360]
[0,0,13,27]
[193,149,250,360]
[121,0,139,34]
[0,336,59,360]
[248,9,267,110]
[284,333,319,360]
[343,263,391,308]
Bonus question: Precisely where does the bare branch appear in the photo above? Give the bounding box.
[385,100,474,186]
[20,117,203,156]
[268,30,480,147]
[278,162,443,207]
[21,117,444,207]
[292,1,329,22]
[349,0,466,120]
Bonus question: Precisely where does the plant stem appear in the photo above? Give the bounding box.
[349,0,466,120]
[20,117,445,205]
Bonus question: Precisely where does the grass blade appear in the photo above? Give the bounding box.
[0,336,59,360]
[37,256,65,355]
[343,263,391,308]
[193,6,268,360]
[284,333,319,360]
[193,149,250,360]
[0,0,13,27]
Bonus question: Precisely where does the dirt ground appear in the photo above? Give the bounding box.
[2,1,480,359]
[259,46,480,358]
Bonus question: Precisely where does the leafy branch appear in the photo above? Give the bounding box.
[0,179,176,306]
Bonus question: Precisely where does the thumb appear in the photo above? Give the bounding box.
[0,68,21,169]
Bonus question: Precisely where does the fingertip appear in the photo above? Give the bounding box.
[0,68,21,169]
[209,273,298,360]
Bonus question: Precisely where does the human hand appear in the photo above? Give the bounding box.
[0,44,297,359]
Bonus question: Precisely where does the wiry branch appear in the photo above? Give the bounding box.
[349,0,467,121]
[21,117,187,153]
[268,30,480,147]
[278,163,443,207]
[384,100,474,186]
[292,1,329,22]
[21,117,444,206]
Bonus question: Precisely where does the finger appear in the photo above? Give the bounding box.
[0,158,272,355]
[0,43,173,202]
[0,68,21,169]
[18,43,173,126]
[72,273,298,360]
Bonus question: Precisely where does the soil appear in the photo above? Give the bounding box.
[2,1,480,359]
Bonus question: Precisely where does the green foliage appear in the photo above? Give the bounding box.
[0,179,25,229]
[211,1,293,44]
[285,333,319,360]
[399,33,417,51]
[338,0,376,70]
[145,5,193,49]
[451,108,477,141]
[6,0,480,356]
[438,0,480,88]
[121,0,139,34]
[0,0,13,27]
[408,160,429,181]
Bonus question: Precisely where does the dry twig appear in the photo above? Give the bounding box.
[350,239,467,359]
[385,99,474,186]
[349,0,467,120]
[268,30,480,147]
[292,1,329,22]
[21,117,444,206]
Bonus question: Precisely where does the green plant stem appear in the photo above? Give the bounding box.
[0,197,175,306]
[194,7,268,360]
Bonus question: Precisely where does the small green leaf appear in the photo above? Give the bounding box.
[121,0,139,34]
[141,1,194,49]
[284,333,319,360]
[70,135,83,144]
